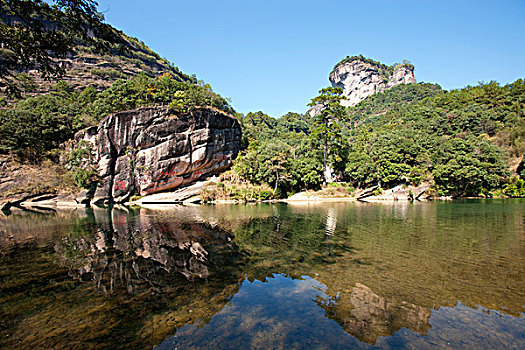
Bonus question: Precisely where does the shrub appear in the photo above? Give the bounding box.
[502,176,525,197]
[68,140,98,189]
[258,190,273,200]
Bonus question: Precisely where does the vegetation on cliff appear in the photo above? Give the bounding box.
[333,54,415,79]
[1,0,190,98]
[0,73,232,161]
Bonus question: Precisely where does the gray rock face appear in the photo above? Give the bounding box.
[307,103,325,117]
[329,60,416,107]
[68,106,241,204]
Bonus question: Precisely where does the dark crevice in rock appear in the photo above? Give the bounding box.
[106,124,119,204]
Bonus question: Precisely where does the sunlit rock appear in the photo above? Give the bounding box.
[329,58,416,107]
[66,106,242,204]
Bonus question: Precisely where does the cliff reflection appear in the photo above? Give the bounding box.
[59,208,239,295]
[1,208,246,350]
[317,282,431,345]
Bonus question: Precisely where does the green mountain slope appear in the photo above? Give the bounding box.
[235,76,525,198]
[344,80,525,196]
[1,0,191,98]
[0,2,233,161]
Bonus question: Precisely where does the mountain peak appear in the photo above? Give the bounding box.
[329,55,416,107]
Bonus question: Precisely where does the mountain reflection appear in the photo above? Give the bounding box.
[59,208,239,295]
[1,201,523,350]
[317,282,431,345]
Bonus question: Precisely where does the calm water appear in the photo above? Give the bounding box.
[0,200,524,349]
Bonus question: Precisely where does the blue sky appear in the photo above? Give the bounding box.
[98,0,524,117]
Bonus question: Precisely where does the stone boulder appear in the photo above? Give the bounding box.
[66,106,241,204]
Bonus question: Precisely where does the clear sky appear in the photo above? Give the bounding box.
[97,0,524,117]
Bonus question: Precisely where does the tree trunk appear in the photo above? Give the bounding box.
[323,128,328,183]
[274,170,279,195]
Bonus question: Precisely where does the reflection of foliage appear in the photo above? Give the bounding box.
[233,205,353,279]
[59,215,97,269]
[1,203,524,349]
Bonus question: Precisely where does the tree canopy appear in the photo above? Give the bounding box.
[308,87,345,182]
[233,80,525,198]
[0,0,124,96]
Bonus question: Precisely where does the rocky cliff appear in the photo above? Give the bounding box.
[329,56,416,107]
[68,106,241,204]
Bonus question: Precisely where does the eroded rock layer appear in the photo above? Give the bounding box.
[69,106,241,203]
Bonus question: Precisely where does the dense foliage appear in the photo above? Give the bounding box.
[342,80,524,196]
[234,80,525,198]
[0,73,233,160]
[0,0,124,96]
[234,111,323,197]
[1,0,192,100]
[308,87,345,181]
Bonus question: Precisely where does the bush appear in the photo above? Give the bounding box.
[201,182,274,202]
[68,140,98,189]
[258,190,273,200]
[72,168,98,189]
[502,176,525,197]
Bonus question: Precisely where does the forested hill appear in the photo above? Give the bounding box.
[1,1,191,99]
[344,80,524,196]
[0,1,234,161]
[235,79,525,198]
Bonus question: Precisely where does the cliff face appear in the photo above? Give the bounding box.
[69,106,241,204]
[329,58,416,107]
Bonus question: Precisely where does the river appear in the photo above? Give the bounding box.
[0,200,524,349]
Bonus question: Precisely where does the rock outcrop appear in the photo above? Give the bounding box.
[329,56,416,107]
[67,106,241,204]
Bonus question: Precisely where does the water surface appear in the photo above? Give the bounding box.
[0,200,524,349]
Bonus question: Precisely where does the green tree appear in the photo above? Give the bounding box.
[308,87,345,182]
[0,0,124,96]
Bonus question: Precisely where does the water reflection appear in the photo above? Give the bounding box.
[60,208,239,294]
[317,282,431,345]
[0,200,524,349]
[325,207,337,236]
[1,207,245,349]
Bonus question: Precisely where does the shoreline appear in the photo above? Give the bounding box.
[3,194,516,215]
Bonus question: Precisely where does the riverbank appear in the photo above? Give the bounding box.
[0,167,518,214]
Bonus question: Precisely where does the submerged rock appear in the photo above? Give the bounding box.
[67,106,242,204]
